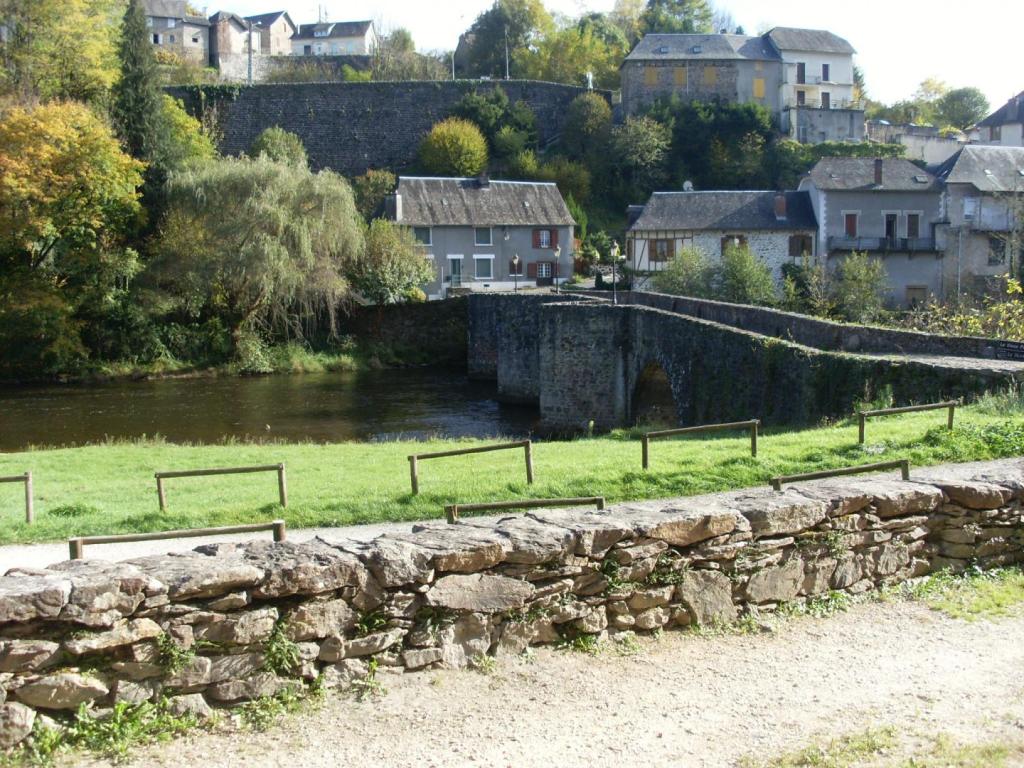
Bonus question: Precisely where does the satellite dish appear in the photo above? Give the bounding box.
[683,180,694,191]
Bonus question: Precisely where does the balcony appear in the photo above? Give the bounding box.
[828,236,938,253]
[785,98,863,111]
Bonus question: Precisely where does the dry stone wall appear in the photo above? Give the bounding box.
[1,459,1023,749]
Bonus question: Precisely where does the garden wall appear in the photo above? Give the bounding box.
[342,296,468,367]
[1,458,1023,749]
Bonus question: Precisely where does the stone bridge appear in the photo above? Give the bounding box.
[467,292,1024,432]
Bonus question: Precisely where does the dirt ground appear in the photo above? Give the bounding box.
[75,600,1024,768]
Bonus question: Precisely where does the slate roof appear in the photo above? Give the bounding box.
[805,158,941,192]
[143,0,185,19]
[293,21,373,40]
[766,27,855,54]
[628,191,817,232]
[978,92,1024,127]
[394,177,575,228]
[934,145,1024,193]
[209,11,247,28]
[624,33,779,63]
[245,11,294,30]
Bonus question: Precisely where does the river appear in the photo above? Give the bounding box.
[0,369,540,451]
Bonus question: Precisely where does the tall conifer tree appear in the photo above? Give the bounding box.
[112,0,163,162]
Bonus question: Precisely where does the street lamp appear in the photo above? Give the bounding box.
[512,253,520,293]
[553,245,561,294]
[610,240,618,303]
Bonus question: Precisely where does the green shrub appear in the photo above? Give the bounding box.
[418,118,488,177]
[832,251,888,323]
[249,126,308,168]
[652,246,714,298]
[716,244,777,305]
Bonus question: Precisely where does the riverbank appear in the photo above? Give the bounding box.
[1,403,1022,546]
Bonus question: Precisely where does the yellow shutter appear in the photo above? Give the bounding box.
[703,67,717,86]
[644,66,658,86]
[673,67,687,87]
[753,78,765,99]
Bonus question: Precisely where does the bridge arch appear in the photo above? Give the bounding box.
[630,358,683,429]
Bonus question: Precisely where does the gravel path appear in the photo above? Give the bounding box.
[82,601,1024,768]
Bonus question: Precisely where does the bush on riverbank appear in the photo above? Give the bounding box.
[1,407,1021,546]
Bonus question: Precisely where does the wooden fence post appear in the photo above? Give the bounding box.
[642,435,650,470]
[272,520,287,542]
[409,456,419,495]
[24,472,33,524]
[277,464,288,508]
[156,475,167,512]
[948,403,956,430]
[69,538,84,560]
[750,422,759,458]
[524,441,535,485]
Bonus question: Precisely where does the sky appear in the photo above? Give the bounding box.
[213,0,1022,109]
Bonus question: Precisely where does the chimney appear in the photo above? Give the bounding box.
[774,193,787,221]
[874,158,883,186]
[386,193,402,221]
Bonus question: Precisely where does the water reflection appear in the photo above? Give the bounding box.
[0,369,539,450]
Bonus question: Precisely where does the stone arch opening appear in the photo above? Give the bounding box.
[631,361,678,429]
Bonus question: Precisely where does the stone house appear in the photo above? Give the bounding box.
[387,177,576,300]
[934,145,1024,296]
[142,0,208,65]
[866,121,965,166]
[208,11,261,69]
[970,91,1024,147]
[291,20,376,57]
[799,158,944,307]
[626,190,817,288]
[620,26,862,144]
[244,11,297,56]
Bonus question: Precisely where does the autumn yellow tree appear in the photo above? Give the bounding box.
[514,24,627,89]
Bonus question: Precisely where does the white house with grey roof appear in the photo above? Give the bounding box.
[142,0,209,64]
[799,158,945,306]
[291,20,375,56]
[621,27,862,144]
[934,145,1024,297]
[386,177,576,300]
[626,190,818,288]
[970,91,1024,147]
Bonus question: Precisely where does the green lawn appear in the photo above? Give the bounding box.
[0,406,1022,545]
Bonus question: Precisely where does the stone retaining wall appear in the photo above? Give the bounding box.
[1,459,1023,749]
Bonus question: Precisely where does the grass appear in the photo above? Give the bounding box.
[741,727,1024,768]
[1,407,1023,545]
[898,566,1024,621]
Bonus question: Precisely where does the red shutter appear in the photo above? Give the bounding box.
[526,262,538,278]
[532,229,541,248]
[551,229,559,249]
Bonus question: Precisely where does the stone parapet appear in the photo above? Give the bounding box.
[1,459,1022,749]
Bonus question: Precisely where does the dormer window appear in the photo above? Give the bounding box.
[656,45,669,54]
[691,45,702,54]
[314,29,329,37]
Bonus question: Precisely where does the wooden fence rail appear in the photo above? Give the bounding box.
[642,420,760,470]
[155,464,287,511]
[858,401,958,444]
[0,472,33,524]
[770,459,910,491]
[445,496,604,524]
[408,440,534,495]
[69,520,286,560]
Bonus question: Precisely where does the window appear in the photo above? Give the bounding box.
[169,34,175,43]
[755,61,763,72]
[753,78,765,99]
[644,66,658,86]
[822,63,830,81]
[963,197,978,220]
[906,286,928,307]
[844,213,859,238]
[474,227,492,246]
[167,18,176,28]
[146,17,153,27]
[884,213,899,242]
[720,235,747,255]
[906,213,921,239]
[821,92,830,110]
[536,262,553,279]
[703,66,717,86]
[673,67,686,87]
[989,236,1006,265]
[796,62,806,84]
[650,239,674,262]
[152,33,161,44]
[474,256,493,279]
[788,235,813,257]
[191,34,200,44]
[413,227,431,245]
[533,228,557,249]
[992,125,1002,141]
[303,44,312,55]
[509,258,523,276]
[796,89,806,106]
